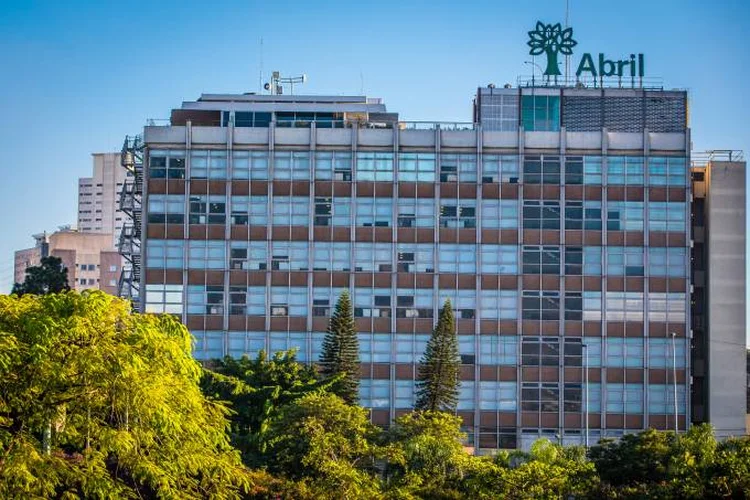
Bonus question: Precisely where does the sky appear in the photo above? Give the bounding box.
[0,0,749,336]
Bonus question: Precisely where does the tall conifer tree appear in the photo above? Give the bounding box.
[415,299,460,412]
[319,290,360,404]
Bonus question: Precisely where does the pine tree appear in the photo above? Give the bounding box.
[319,290,360,404]
[416,299,460,412]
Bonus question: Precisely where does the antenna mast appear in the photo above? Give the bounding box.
[264,71,307,95]
[259,37,264,92]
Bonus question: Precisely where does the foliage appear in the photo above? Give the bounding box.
[0,291,252,499]
[415,300,460,412]
[12,256,71,296]
[319,290,360,404]
[201,350,334,466]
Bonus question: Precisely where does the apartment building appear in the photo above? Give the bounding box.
[78,152,129,246]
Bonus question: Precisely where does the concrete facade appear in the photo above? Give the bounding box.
[78,152,128,247]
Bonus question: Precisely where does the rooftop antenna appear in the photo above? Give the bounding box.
[264,71,307,95]
[360,70,364,96]
[259,37,264,92]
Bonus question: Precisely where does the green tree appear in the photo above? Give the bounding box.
[11,256,70,296]
[0,291,252,499]
[415,300,460,412]
[319,290,360,404]
[201,350,334,465]
[527,22,577,77]
[266,392,382,499]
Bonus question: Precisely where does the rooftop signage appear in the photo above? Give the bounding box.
[527,21,645,79]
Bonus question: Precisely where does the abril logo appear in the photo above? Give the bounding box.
[527,22,577,77]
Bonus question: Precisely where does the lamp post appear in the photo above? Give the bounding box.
[524,60,544,87]
[583,343,589,448]
[671,332,678,433]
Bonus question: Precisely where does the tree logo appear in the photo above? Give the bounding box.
[527,21,577,77]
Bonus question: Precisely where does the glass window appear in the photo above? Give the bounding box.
[582,338,602,367]
[479,290,517,320]
[564,246,602,275]
[147,194,185,224]
[243,287,266,315]
[522,337,560,366]
[606,383,643,413]
[606,338,644,368]
[396,243,434,272]
[480,199,519,228]
[270,241,308,271]
[480,245,517,274]
[648,248,687,277]
[565,201,602,230]
[144,284,183,314]
[607,201,644,231]
[315,151,352,181]
[312,242,351,271]
[397,198,434,227]
[312,287,347,317]
[249,196,268,225]
[457,382,475,410]
[395,380,415,409]
[189,195,226,225]
[565,156,602,185]
[438,244,476,273]
[272,196,309,225]
[521,382,560,411]
[192,331,224,360]
[230,196,249,225]
[232,150,269,180]
[605,292,644,321]
[399,152,436,182]
[354,243,392,272]
[356,152,394,181]
[438,289,475,319]
[439,199,476,228]
[356,198,393,227]
[358,333,393,363]
[648,293,686,322]
[648,384,687,414]
[353,288,391,317]
[314,197,351,226]
[274,151,310,180]
[521,291,560,320]
[523,200,560,229]
[478,336,517,364]
[648,338,687,368]
[648,202,686,232]
[149,149,185,179]
[648,157,687,186]
[523,155,560,184]
[607,157,645,185]
[190,150,227,179]
[186,285,224,315]
[396,288,434,318]
[146,240,184,269]
[482,155,519,183]
[229,241,267,270]
[188,240,226,269]
[564,291,602,321]
[479,381,517,411]
[360,379,390,408]
[521,95,560,132]
[607,247,644,276]
[270,286,308,316]
[394,334,429,363]
[439,153,476,182]
[522,245,560,274]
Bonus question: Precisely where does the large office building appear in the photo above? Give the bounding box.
[78,152,129,246]
[120,85,746,450]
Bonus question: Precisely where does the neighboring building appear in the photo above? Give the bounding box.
[746,349,750,434]
[78,152,129,246]
[122,86,746,450]
[14,229,120,295]
[13,233,50,285]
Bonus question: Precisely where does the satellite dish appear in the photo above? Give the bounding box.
[263,82,271,91]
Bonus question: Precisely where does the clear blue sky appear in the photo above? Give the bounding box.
[1,0,749,336]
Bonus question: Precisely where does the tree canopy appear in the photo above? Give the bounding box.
[12,256,70,296]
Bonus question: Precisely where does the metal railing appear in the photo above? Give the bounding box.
[398,121,476,131]
[691,150,744,166]
[516,74,665,90]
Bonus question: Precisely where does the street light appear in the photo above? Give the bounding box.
[583,343,589,448]
[671,332,678,433]
[524,60,544,86]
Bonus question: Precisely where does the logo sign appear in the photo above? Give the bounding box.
[527,21,645,78]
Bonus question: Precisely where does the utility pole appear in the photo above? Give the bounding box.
[671,332,678,433]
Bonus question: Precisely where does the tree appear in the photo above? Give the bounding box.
[319,290,360,404]
[201,350,334,465]
[415,300,460,412]
[11,256,70,296]
[0,291,252,499]
[527,22,577,77]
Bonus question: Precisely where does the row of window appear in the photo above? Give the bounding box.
[147,239,687,277]
[149,149,687,186]
[148,195,687,232]
[147,284,686,322]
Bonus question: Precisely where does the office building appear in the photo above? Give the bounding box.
[78,152,129,246]
[121,86,746,450]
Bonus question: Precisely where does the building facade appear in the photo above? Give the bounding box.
[78,152,129,246]
[130,88,745,450]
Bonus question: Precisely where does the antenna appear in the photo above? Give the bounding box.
[360,70,364,95]
[259,37,264,92]
[264,71,307,95]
